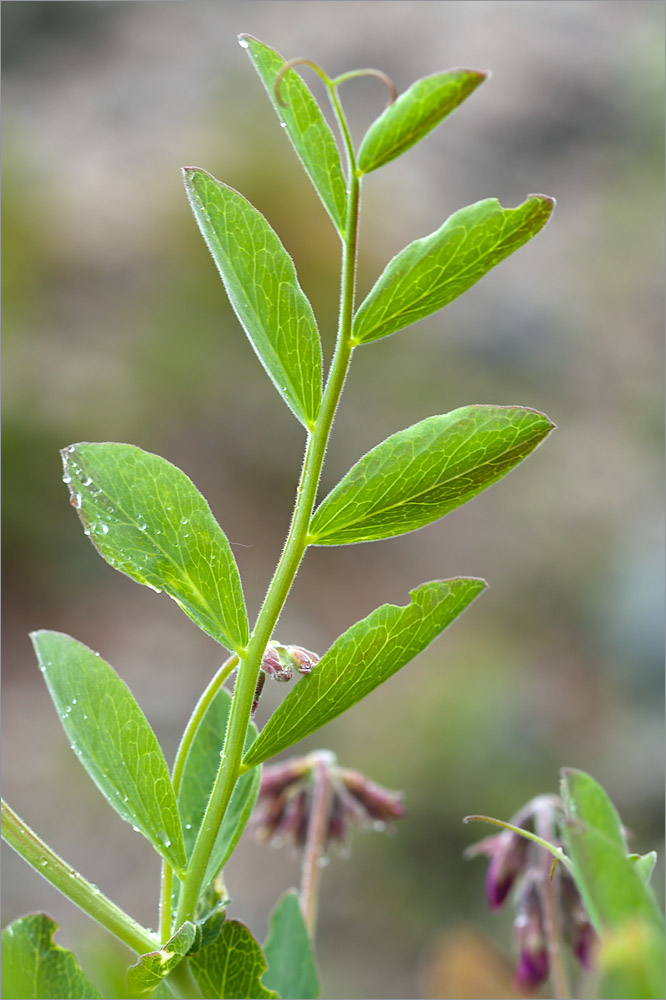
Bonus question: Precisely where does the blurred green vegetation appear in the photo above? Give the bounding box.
[2,3,663,998]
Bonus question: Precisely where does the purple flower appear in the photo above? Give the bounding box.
[513,873,549,991]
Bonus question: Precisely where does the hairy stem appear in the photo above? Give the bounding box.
[159,654,239,940]
[174,139,362,928]
[1,800,158,956]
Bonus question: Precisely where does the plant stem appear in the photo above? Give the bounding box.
[159,654,239,940]
[174,147,362,929]
[1,799,158,956]
[299,753,334,936]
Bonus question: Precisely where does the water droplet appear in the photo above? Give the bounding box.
[71,698,77,705]
[83,528,91,536]
[72,493,82,509]
[280,121,287,128]
[238,35,249,48]
[99,523,109,534]
[181,517,189,525]
[82,476,93,486]
[62,474,72,484]
[132,825,140,833]
[40,859,48,867]
[185,823,192,830]
[66,445,76,454]
[138,522,147,531]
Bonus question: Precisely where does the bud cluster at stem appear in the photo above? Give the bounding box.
[254,750,405,850]
[465,794,596,992]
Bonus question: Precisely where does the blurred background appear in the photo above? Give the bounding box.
[2,2,664,998]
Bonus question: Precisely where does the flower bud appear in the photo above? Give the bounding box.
[513,873,549,991]
[339,768,406,825]
[285,645,320,674]
[560,871,596,970]
[485,830,531,910]
[260,643,293,682]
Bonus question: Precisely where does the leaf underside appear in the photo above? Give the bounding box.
[242,578,486,767]
[62,442,248,653]
[240,34,347,235]
[309,405,555,545]
[127,922,197,997]
[188,920,278,999]
[353,195,554,344]
[31,630,187,872]
[357,68,487,174]
[1,914,101,1000]
[183,167,322,428]
[263,891,320,999]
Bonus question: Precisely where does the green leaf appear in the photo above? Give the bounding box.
[357,69,487,174]
[1,914,101,1000]
[31,630,187,873]
[243,578,485,767]
[62,442,248,654]
[309,405,554,545]
[630,851,658,885]
[239,34,347,236]
[263,891,320,999]
[183,167,322,428]
[352,195,554,344]
[175,686,261,901]
[562,820,664,936]
[189,920,277,999]
[595,920,666,1000]
[127,922,197,997]
[560,768,627,853]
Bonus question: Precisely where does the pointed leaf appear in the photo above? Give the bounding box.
[358,69,487,174]
[560,768,627,853]
[183,167,322,428]
[189,920,277,999]
[596,921,666,1000]
[309,405,554,546]
[353,195,554,344]
[242,578,485,768]
[31,630,187,872]
[263,891,320,999]
[239,34,347,235]
[175,686,261,905]
[62,442,248,653]
[1,914,101,1000]
[127,922,197,997]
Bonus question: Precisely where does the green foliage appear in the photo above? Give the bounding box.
[243,579,485,767]
[127,922,197,997]
[263,892,320,999]
[183,168,322,429]
[357,69,487,173]
[353,195,554,344]
[61,442,248,653]
[31,631,186,873]
[1,915,101,1000]
[309,405,554,545]
[560,769,665,1000]
[188,921,278,999]
[175,686,261,896]
[240,35,347,235]
[4,33,562,1000]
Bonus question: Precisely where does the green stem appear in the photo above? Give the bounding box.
[174,130,362,929]
[1,799,158,956]
[463,814,574,872]
[159,655,239,940]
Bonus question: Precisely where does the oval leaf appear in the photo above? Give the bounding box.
[352,195,554,344]
[1,914,101,1000]
[31,630,187,873]
[62,442,248,653]
[309,405,555,546]
[263,891,320,1000]
[175,686,261,900]
[189,920,278,1000]
[242,578,486,768]
[239,34,347,236]
[183,167,322,428]
[358,69,487,174]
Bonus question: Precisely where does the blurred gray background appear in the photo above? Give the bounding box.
[2,2,664,998]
